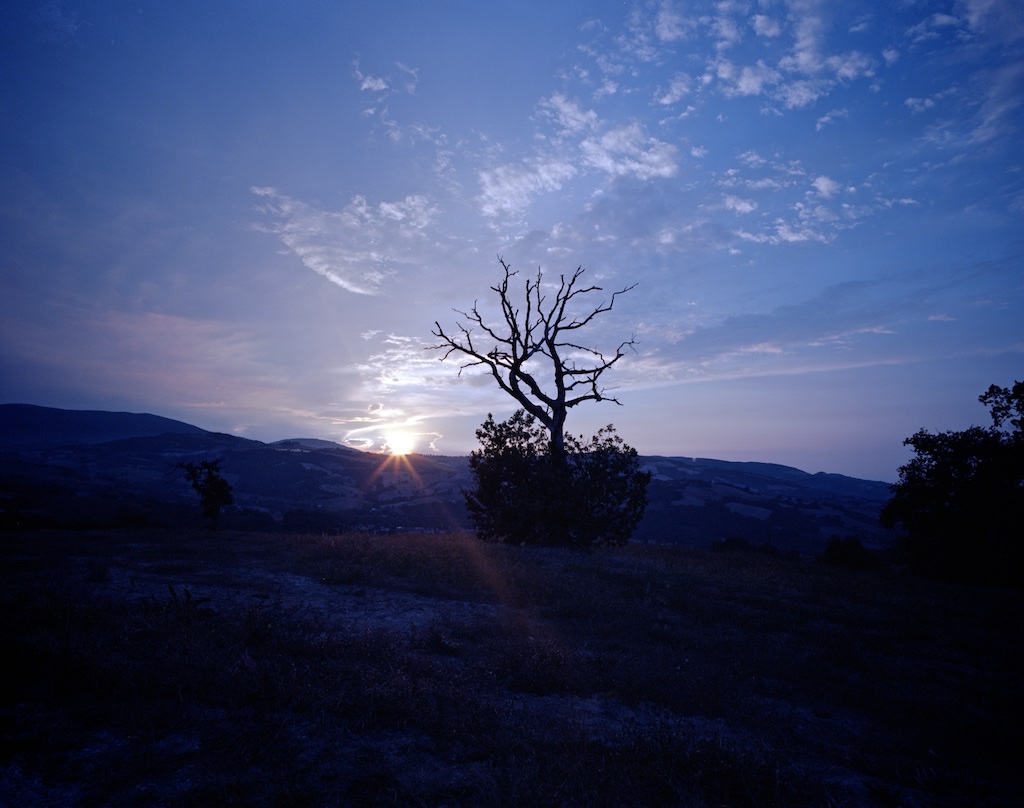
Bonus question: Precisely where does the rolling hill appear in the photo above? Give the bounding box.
[0,404,895,551]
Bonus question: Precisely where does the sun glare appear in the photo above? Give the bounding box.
[385,431,417,456]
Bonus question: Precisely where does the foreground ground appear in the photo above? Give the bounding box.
[2,529,1021,806]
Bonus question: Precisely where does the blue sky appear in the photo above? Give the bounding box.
[2,0,1022,481]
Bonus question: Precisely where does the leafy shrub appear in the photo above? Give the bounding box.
[466,410,650,548]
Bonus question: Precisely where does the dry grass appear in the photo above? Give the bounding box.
[2,529,1021,806]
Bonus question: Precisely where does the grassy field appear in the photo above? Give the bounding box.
[2,529,1021,806]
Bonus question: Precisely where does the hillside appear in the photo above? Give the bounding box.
[636,456,892,553]
[2,529,1020,805]
[0,404,894,552]
[0,403,206,450]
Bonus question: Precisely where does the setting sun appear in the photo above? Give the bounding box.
[385,431,417,456]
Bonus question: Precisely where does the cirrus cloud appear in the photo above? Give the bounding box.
[252,187,438,295]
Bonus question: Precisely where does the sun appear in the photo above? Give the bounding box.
[385,431,417,456]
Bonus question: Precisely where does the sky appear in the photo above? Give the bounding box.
[1,0,1022,482]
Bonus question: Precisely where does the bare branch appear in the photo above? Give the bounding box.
[430,257,638,457]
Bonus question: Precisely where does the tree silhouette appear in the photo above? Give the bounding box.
[431,257,637,462]
[177,459,234,527]
[466,410,649,548]
[881,380,1023,585]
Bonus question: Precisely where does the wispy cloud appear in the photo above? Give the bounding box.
[477,158,577,219]
[352,59,421,96]
[34,0,81,43]
[905,12,962,44]
[751,14,782,38]
[811,176,842,198]
[353,60,389,93]
[715,58,779,98]
[711,5,744,51]
[815,107,848,130]
[580,123,678,179]
[395,62,419,94]
[736,219,833,245]
[969,59,1024,143]
[475,112,678,226]
[251,187,438,295]
[655,0,695,43]
[539,93,598,135]
[656,72,692,105]
[618,275,947,390]
[905,96,936,114]
[962,0,1024,42]
[691,1,873,108]
[723,195,757,214]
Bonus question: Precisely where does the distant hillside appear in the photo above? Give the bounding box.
[0,404,897,551]
[0,403,206,450]
[635,456,893,553]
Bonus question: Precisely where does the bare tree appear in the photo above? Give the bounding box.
[431,257,637,461]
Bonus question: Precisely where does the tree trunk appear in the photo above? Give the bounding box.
[548,412,567,466]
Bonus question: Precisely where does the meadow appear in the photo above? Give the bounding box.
[2,529,1021,806]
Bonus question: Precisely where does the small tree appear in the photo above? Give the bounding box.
[881,380,1023,585]
[466,410,650,548]
[177,459,234,527]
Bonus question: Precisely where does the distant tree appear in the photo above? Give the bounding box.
[177,460,234,527]
[431,257,638,464]
[466,410,650,548]
[881,380,1023,585]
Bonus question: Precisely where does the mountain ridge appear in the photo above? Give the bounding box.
[0,403,889,482]
[0,403,207,450]
[0,403,895,551]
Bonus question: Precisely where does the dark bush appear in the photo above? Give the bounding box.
[819,537,884,570]
[466,410,650,548]
[881,380,1023,586]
